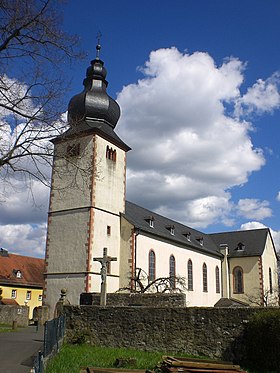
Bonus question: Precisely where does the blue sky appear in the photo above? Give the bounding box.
[1,0,280,256]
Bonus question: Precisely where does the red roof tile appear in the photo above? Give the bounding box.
[0,298,19,305]
[0,252,44,288]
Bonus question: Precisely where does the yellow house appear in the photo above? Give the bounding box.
[211,228,279,306]
[0,248,45,318]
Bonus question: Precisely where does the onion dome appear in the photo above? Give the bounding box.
[68,43,120,128]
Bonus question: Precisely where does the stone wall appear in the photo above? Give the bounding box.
[64,305,262,362]
[80,292,186,307]
[0,305,29,327]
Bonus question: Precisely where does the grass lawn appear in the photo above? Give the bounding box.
[0,323,20,332]
[46,344,199,373]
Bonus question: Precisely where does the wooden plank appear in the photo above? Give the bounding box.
[163,357,233,365]
[79,368,147,373]
[162,360,241,371]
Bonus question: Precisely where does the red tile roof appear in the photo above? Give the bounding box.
[0,251,44,288]
[0,298,19,305]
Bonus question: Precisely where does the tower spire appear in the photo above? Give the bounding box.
[96,31,102,59]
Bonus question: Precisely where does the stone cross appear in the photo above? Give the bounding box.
[93,247,117,306]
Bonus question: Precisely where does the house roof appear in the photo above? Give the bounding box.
[209,228,273,258]
[123,201,221,258]
[0,298,19,306]
[0,250,44,288]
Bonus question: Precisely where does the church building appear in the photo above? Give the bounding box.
[43,45,279,316]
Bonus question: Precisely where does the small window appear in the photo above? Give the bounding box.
[67,143,80,157]
[166,225,175,235]
[233,266,244,293]
[11,289,17,299]
[148,250,156,282]
[187,259,193,291]
[16,270,22,278]
[236,242,245,251]
[145,216,155,228]
[26,291,31,300]
[215,266,220,293]
[196,237,204,246]
[106,146,117,162]
[107,225,111,235]
[269,267,273,294]
[38,294,43,301]
[203,263,208,292]
[169,255,176,289]
[186,233,191,241]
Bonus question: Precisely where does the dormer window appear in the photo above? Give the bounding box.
[196,237,203,246]
[236,242,245,251]
[145,216,155,228]
[13,270,22,278]
[166,225,175,236]
[183,232,191,241]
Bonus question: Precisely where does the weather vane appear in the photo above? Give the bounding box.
[96,31,102,59]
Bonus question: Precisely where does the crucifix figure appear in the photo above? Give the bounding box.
[93,247,117,306]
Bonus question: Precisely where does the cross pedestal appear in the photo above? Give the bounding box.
[93,247,117,306]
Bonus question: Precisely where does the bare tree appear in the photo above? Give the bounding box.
[244,286,279,307]
[119,268,187,294]
[0,0,83,192]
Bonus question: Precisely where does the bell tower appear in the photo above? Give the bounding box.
[44,43,130,316]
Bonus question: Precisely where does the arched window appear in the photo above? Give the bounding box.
[148,250,156,282]
[169,255,176,289]
[215,266,220,293]
[233,266,244,293]
[187,259,193,291]
[269,267,273,294]
[202,263,207,292]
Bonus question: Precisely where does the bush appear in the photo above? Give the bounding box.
[243,309,280,372]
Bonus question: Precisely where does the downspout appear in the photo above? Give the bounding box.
[134,227,141,291]
[219,244,230,299]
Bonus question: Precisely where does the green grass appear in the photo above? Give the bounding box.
[46,344,198,373]
[0,323,19,332]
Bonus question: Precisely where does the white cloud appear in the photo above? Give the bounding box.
[0,223,47,257]
[117,48,273,227]
[241,221,280,252]
[235,73,280,116]
[276,192,280,202]
[237,198,272,220]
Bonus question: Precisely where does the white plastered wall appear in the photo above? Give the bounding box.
[136,234,221,307]
[50,134,94,211]
[261,234,279,305]
[229,256,260,304]
[89,208,121,293]
[93,136,126,214]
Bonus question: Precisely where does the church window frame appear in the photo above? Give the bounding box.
[233,266,244,294]
[187,259,193,291]
[269,267,273,294]
[215,266,220,293]
[202,263,208,292]
[169,254,176,289]
[148,249,156,282]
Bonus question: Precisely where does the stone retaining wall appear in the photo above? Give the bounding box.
[0,305,29,327]
[80,292,186,307]
[63,305,264,362]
